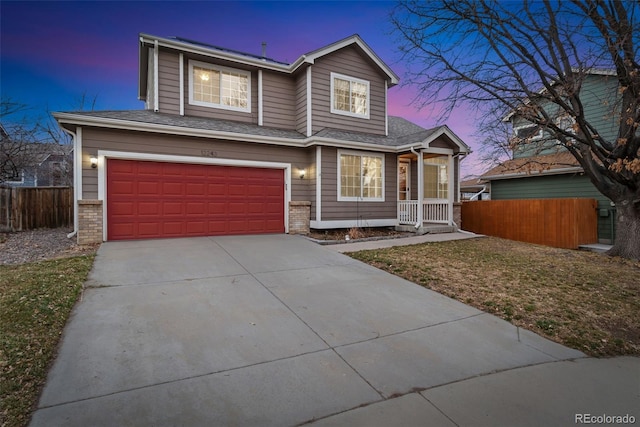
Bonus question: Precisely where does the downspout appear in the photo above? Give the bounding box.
[410,146,422,229]
[60,126,78,239]
[469,186,487,201]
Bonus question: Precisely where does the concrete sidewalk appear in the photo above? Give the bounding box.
[30,234,638,426]
[322,230,483,252]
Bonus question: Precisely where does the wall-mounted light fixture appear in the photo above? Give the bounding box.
[299,169,306,179]
[90,156,98,169]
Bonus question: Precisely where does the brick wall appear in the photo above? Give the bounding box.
[78,200,103,244]
[289,201,311,235]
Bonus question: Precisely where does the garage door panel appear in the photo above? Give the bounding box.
[107,159,285,240]
[138,202,160,215]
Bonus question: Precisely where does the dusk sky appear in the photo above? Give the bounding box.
[1,1,484,175]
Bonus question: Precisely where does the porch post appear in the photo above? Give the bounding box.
[417,150,423,225]
[448,154,454,226]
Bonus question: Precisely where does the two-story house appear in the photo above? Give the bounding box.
[54,34,470,244]
[480,70,619,244]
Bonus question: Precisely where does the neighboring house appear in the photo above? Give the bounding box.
[1,123,73,187]
[480,71,619,244]
[460,177,490,201]
[54,34,470,244]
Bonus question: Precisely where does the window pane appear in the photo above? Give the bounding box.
[193,67,220,104]
[340,154,361,197]
[221,72,248,108]
[362,156,381,198]
[423,157,448,199]
[334,78,350,112]
[351,81,368,115]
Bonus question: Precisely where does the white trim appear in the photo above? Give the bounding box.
[306,67,312,137]
[179,53,184,116]
[316,146,322,223]
[398,158,411,201]
[330,72,370,120]
[310,219,397,229]
[153,40,159,112]
[422,147,454,156]
[258,69,263,126]
[385,80,388,136]
[448,154,454,226]
[76,128,83,199]
[188,59,251,113]
[337,149,385,202]
[417,150,423,224]
[96,150,291,241]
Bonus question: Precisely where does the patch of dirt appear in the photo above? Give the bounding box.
[0,228,99,265]
[308,227,411,241]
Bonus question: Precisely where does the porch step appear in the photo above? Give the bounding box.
[395,224,457,235]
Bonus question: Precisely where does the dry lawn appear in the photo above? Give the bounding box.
[349,236,640,357]
[0,255,95,427]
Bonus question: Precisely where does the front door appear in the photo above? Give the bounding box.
[398,160,410,200]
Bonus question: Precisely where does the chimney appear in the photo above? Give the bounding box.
[261,42,267,58]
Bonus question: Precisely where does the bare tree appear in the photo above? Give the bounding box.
[392,0,640,260]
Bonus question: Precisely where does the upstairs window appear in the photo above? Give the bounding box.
[189,60,250,112]
[331,73,370,119]
[514,124,543,141]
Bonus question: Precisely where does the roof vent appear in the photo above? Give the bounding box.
[261,42,267,59]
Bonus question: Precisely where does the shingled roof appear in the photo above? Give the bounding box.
[481,151,582,180]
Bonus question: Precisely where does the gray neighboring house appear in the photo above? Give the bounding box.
[55,34,470,244]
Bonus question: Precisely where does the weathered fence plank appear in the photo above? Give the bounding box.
[0,187,73,231]
[461,198,598,249]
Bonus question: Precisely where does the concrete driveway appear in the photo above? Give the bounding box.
[30,234,638,426]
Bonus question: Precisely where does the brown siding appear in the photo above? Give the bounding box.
[81,128,314,204]
[262,71,296,129]
[320,147,396,222]
[158,50,180,114]
[181,54,258,124]
[295,70,308,135]
[311,46,387,136]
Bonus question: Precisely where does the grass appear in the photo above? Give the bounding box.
[348,236,640,357]
[0,255,95,427]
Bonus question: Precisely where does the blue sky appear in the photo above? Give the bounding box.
[1,1,483,175]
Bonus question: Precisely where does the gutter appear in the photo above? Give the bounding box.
[483,166,583,180]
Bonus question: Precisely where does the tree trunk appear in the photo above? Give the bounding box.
[607,199,640,260]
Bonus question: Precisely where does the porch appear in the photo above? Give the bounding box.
[397,200,456,234]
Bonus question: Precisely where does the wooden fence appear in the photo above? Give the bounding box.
[461,198,598,249]
[0,187,73,231]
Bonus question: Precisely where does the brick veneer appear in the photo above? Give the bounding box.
[78,200,103,244]
[289,201,311,235]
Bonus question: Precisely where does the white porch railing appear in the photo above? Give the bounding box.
[398,200,449,225]
[423,200,449,224]
[398,200,419,225]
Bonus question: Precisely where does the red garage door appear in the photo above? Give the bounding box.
[107,159,285,240]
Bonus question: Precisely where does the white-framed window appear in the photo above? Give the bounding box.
[423,156,448,200]
[330,72,370,119]
[513,124,543,141]
[188,60,251,112]
[338,150,384,201]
